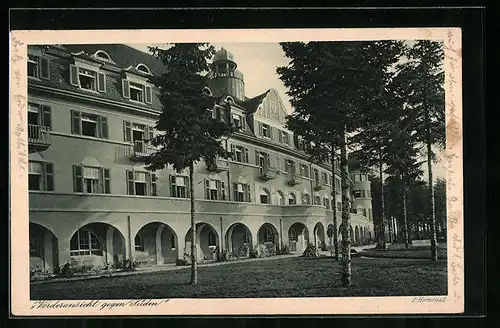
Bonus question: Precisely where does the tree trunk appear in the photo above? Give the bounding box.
[189,162,198,284]
[331,147,340,260]
[340,126,351,288]
[426,121,438,261]
[402,177,409,249]
[378,149,387,251]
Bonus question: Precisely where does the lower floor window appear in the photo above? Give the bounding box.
[70,229,102,256]
[29,237,39,256]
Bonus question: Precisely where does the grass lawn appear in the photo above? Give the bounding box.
[359,243,448,260]
[31,256,447,300]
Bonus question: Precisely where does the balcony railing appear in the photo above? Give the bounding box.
[286,172,303,186]
[258,166,280,181]
[124,140,154,161]
[206,158,230,173]
[28,124,51,151]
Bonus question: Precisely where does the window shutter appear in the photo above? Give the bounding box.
[122,79,130,99]
[221,181,226,200]
[230,144,236,160]
[69,64,79,86]
[204,179,210,199]
[170,175,176,197]
[71,110,81,135]
[123,121,132,142]
[151,173,157,196]
[258,122,263,136]
[241,117,246,130]
[285,133,290,145]
[276,156,280,171]
[41,105,52,130]
[266,153,271,167]
[145,85,152,104]
[278,130,283,143]
[185,176,190,198]
[103,168,111,194]
[40,58,50,79]
[126,170,135,195]
[245,184,251,202]
[255,150,260,166]
[99,116,109,139]
[44,162,54,191]
[269,126,273,139]
[73,164,83,192]
[97,72,106,93]
[233,182,238,201]
[148,126,154,141]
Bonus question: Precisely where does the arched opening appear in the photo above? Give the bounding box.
[185,223,220,262]
[302,193,311,205]
[288,192,297,205]
[277,190,285,205]
[313,222,326,251]
[260,188,270,204]
[69,222,126,267]
[314,195,321,206]
[134,222,178,266]
[354,226,360,246]
[257,223,279,255]
[225,223,252,258]
[29,223,59,273]
[94,50,112,61]
[288,222,309,252]
[136,63,151,74]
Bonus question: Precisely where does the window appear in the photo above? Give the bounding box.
[71,110,108,139]
[135,233,144,251]
[321,172,328,184]
[94,50,112,61]
[242,230,250,243]
[279,130,290,145]
[353,174,366,182]
[323,198,330,209]
[300,164,309,178]
[123,121,154,151]
[264,227,274,243]
[353,190,366,198]
[302,193,311,205]
[28,161,54,191]
[127,170,157,196]
[232,114,246,130]
[28,103,51,132]
[335,178,341,193]
[255,150,270,173]
[314,196,321,205]
[204,179,226,200]
[122,79,153,104]
[363,208,367,217]
[29,237,39,256]
[285,160,296,175]
[170,175,188,198]
[233,183,251,202]
[70,64,106,93]
[70,229,102,256]
[327,226,333,238]
[260,189,270,204]
[334,159,340,170]
[258,122,272,138]
[277,191,285,205]
[231,145,249,163]
[289,228,298,242]
[314,169,320,184]
[136,64,151,74]
[208,231,217,247]
[294,136,306,151]
[337,201,342,210]
[288,193,297,205]
[27,55,50,79]
[73,165,111,194]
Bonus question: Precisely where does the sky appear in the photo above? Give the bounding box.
[128,42,446,181]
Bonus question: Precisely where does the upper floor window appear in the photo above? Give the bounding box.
[321,172,328,184]
[71,110,108,139]
[123,121,154,150]
[288,192,297,205]
[335,178,341,193]
[232,113,246,130]
[314,169,320,184]
[277,190,285,205]
[299,164,309,178]
[302,193,311,205]
[257,122,272,138]
[94,50,113,62]
[28,55,50,80]
[70,65,106,93]
[353,190,366,198]
[28,103,51,130]
[285,159,296,175]
[255,150,270,170]
[230,144,249,163]
[122,79,152,104]
[127,170,157,196]
[136,64,151,74]
[314,196,321,205]
[28,161,54,191]
[279,130,290,145]
[73,164,111,194]
[204,179,226,201]
[260,188,271,204]
[170,175,189,198]
[353,174,366,182]
[233,183,251,202]
[323,198,330,209]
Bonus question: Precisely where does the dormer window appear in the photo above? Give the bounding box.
[136,64,151,75]
[232,113,246,130]
[27,54,50,80]
[122,79,152,104]
[70,64,106,93]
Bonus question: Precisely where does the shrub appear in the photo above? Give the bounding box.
[237,244,251,258]
[252,243,269,258]
[277,245,290,255]
[112,259,137,272]
[175,259,189,266]
[302,243,318,257]
[56,263,74,278]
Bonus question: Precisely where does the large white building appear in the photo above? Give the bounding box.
[27,44,374,272]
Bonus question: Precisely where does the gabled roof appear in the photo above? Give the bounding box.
[243,89,271,113]
[61,44,166,75]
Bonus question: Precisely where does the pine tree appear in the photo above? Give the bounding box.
[277,41,401,287]
[146,43,237,284]
[392,40,445,260]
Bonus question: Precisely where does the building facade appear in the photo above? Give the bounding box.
[27,44,374,272]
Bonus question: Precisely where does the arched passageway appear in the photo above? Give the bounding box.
[134,222,178,266]
[185,223,220,262]
[30,223,59,272]
[313,222,326,251]
[288,222,309,252]
[226,223,252,257]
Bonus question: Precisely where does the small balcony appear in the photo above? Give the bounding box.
[258,166,280,181]
[28,124,51,152]
[286,173,303,186]
[206,158,230,173]
[124,140,154,161]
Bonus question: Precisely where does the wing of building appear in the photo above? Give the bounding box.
[26,44,374,271]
